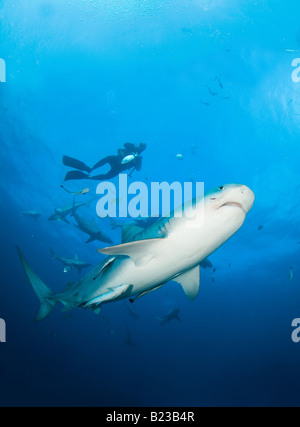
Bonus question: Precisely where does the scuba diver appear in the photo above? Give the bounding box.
[63,142,146,182]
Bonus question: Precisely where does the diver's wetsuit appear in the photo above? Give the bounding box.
[63,143,145,182]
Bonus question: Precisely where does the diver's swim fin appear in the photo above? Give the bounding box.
[62,156,92,173]
[64,171,90,181]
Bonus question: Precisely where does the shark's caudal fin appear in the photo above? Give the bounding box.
[17,247,56,322]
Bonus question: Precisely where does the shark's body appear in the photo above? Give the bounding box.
[48,199,93,223]
[22,211,41,221]
[17,184,254,322]
[50,248,92,273]
[72,212,113,244]
[156,308,181,326]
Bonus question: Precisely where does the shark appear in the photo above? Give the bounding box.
[48,199,94,224]
[17,183,254,322]
[22,211,42,221]
[72,211,113,244]
[156,308,181,326]
[123,325,136,347]
[50,248,92,273]
[125,303,139,320]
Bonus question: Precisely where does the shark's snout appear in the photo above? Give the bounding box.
[239,185,255,214]
[218,184,255,215]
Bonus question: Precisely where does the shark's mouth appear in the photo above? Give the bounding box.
[220,202,246,213]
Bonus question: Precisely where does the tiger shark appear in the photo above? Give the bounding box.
[17,184,254,322]
[48,199,94,223]
[72,211,113,244]
[50,248,92,273]
[156,308,181,326]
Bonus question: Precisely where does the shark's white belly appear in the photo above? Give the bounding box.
[91,208,246,300]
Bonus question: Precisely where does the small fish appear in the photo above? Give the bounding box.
[111,197,124,206]
[121,154,137,165]
[60,186,90,196]
[258,225,264,231]
[206,85,218,96]
[288,99,293,106]
[289,268,293,281]
[181,27,194,35]
[200,99,210,106]
[218,77,223,89]
[176,154,184,160]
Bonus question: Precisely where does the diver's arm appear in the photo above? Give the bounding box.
[135,156,142,171]
[129,168,136,178]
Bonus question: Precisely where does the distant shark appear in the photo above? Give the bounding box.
[48,199,94,223]
[17,184,254,322]
[123,325,136,347]
[156,308,181,326]
[125,303,139,320]
[50,248,92,273]
[72,211,113,244]
[22,211,41,221]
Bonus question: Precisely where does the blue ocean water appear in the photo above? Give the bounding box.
[1,0,300,407]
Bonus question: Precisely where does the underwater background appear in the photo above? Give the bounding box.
[1,0,300,407]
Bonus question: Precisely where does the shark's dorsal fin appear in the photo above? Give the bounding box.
[74,254,79,260]
[98,239,162,266]
[173,266,200,300]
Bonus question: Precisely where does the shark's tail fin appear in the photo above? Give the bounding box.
[17,247,56,322]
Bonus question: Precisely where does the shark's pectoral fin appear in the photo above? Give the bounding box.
[93,257,116,281]
[86,236,95,244]
[173,265,200,300]
[84,284,133,309]
[98,239,162,266]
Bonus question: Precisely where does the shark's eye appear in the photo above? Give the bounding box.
[219,186,224,190]
[210,198,216,200]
